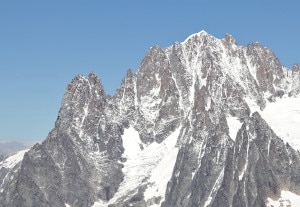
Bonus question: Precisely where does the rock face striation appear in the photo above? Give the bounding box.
[1,31,300,207]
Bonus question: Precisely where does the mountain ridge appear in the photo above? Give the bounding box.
[1,30,300,207]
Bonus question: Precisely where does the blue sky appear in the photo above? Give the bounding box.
[0,1,299,143]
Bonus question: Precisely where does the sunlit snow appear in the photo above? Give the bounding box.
[260,95,300,151]
[143,132,180,204]
[182,30,209,44]
[226,115,242,141]
[92,126,181,206]
[266,190,300,207]
[0,149,29,193]
[0,149,28,169]
[122,126,143,159]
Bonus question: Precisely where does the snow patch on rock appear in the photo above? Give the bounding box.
[266,190,300,207]
[226,115,242,141]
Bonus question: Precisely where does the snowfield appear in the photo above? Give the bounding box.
[0,149,28,169]
[92,126,181,207]
[261,95,300,151]
[244,94,300,151]
[91,94,300,207]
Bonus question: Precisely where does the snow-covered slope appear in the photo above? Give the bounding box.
[261,95,300,151]
[92,126,180,206]
[0,149,29,193]
[0,149,28,169]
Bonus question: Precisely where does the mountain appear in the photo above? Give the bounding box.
[1,30,300,207]
[0,141,28,157]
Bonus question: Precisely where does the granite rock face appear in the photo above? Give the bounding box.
[1,31,300,207]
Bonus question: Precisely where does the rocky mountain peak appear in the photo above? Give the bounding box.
[88,72,106,94]
[292,63,300,73]
[183,30,211,43]
[1,31,300,207]
[223,33,238,46]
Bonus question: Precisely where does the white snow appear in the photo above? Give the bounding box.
[260,95,300,151]
[0,149,29,193]
[65,204,71,207]
[244,96,261,114]
[122,126,143,158]
[205,97,211,111]
[182,30,208,44]
[266,190,300,207]
[238,166,246,181]
[244,94,300,151]
[143,132,179,204]
[0,149,28,169]
[92,126,181,206]
[226,115,242,141]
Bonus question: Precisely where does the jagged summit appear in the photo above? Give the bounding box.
[293,63,300,72]
[182,30,241,49]
[1,31,300,207]
[182,30,210,43]
[223,33,238,45]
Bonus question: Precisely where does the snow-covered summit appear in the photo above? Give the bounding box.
[182,30,211,43]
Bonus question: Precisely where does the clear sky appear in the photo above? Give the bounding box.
[0,1,299,143]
